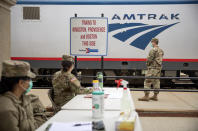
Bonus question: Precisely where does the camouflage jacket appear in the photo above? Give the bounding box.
[52,70,92,107]
[0,92,47,131]
[28,94,48,127]
[146,46,164,69]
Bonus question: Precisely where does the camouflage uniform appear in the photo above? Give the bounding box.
[0,60,47,131]
[29,94,48,127]
[0,92,47,131]
[144,45,164,94]
[52,55,92,109]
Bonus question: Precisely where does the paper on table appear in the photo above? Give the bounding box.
[84,94,109,98]
[108,93,122,99]
[104,88,123,99]
[46,122,92,131]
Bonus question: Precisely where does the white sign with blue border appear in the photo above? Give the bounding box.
[70,17,108,56]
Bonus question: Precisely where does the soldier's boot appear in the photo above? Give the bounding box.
[138,93,150,101]
[149,93,158,101]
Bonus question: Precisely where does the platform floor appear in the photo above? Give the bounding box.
[140,117,198,131]
[29,89,198,112]
[132,91,198,111]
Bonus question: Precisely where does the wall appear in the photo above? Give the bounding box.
[0,0,16,77]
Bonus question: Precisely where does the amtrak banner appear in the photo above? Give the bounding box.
[70,17,108,56]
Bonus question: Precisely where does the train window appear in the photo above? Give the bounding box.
[23,7,40,20]
[183,63,189,67]
[122,61,128,65]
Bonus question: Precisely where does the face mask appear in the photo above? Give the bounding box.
[24,80,33,94]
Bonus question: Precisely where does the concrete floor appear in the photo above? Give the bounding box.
[132,91,198,111]
[133,91,198,131]
[29,89,198,111]
[140,117,198,131]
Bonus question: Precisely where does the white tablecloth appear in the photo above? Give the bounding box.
[61,88,135,111]
[37,87,142,131]
[36,110,142,131]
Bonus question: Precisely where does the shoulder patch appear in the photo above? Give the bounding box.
[70,77,77,82]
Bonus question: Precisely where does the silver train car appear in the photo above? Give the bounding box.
[11,0,198,86]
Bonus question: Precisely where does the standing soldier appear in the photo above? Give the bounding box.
[138,38,164,101]
[52,55,92,109]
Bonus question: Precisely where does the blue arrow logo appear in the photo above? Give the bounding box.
[109,22,179,50]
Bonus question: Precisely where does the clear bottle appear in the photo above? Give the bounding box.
[120,87,131,117]
[93,80,100,91]
[92,91,104,118]
[97,72,103,89]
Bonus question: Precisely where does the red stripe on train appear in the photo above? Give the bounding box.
[11,57,62,61]
[11,57,198,62]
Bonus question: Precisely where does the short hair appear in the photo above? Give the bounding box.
[151,38,159,45]
[61,60,74,72]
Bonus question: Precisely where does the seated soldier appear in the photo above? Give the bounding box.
[52,55,92,109]
[0,60,47,131]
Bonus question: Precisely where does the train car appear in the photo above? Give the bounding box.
[10,0,198,86]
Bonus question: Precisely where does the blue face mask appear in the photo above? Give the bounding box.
[25,80,33,94]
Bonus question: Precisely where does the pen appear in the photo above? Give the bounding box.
[73,123,92,126]
[45,123,52,131]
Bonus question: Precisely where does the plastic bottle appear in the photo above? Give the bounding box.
[120,87,131,118]
[93,80,100,91]
[97,72,103,90]
[92,91,104,118]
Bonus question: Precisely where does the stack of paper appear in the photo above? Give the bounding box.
[46,122,92,131]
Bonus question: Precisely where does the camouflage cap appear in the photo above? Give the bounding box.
[62,55,74,62]
[1,60,36,78]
